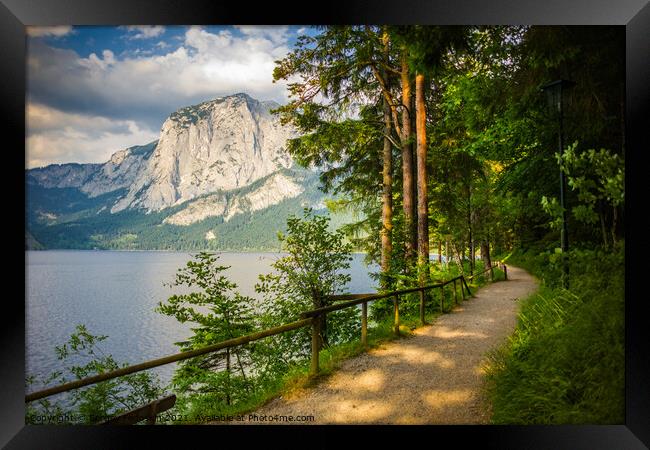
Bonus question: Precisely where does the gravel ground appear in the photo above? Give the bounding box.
[209,265,538,425]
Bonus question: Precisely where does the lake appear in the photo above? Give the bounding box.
[25,250,379,393]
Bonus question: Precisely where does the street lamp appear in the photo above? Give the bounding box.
[541,79,576,289]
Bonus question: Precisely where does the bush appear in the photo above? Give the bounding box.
[156,252,256,411]
[255,208,360,368]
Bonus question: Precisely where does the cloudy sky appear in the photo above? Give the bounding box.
[26,25,313,169]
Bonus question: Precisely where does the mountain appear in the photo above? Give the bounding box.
[111,93,294,213]
[26,93,337,251]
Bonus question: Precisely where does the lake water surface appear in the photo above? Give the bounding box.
[25,251,378,392]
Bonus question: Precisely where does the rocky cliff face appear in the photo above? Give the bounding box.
[27,162,102,189]
[162,171,305,226]
[83,142,157,198]
[111,93,295,213]
[27,93,301,224]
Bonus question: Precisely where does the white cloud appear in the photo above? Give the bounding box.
[29,26,292,118]
[124,26,165,39]
[78,49,116,71]
[26,26,74,38]
[235,25,290,44]
[26,103,158,168]
[27,26,296,167]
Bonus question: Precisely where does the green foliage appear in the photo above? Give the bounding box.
[485,245,624,424]
[255,208,359,368]
[540,195,564,230]
[272,26,402,266]
[558,142,625,209]
[558,142,624,247]
[429,25,624,252]
[26,325,163,425]
[156,252,255,407]
[391,25,470,76]
[153,209,364,422]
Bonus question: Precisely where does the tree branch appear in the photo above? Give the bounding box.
[369,63,402,137]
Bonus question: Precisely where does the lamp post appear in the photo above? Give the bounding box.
[541,79,575,289]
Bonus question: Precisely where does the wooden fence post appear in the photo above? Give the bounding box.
[393,294,400,335]
[504,264,508,280]
[463,277,472,297]
[440,285,445,313]
[419,289,425,326]
[310,315,321,375]
[146,402,159,425]
[460,278,465,300]
[361,301,368,348]
[490,264,494,282]
[453,279,458,305]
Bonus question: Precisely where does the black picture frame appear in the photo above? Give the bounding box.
[4,0,648,448]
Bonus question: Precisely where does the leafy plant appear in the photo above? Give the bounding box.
[255,208,360,371]
[156,252,256,408]
[26,324,163,425]
[557,142,624,248]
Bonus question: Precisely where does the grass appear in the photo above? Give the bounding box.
[483,243,624,424]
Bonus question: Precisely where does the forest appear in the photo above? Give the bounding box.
[271,25,623,281]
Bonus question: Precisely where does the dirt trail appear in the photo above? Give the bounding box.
[213,265,538,425]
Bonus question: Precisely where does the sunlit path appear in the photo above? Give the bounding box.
[214,265,538,425]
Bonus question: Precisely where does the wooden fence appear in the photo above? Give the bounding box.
[25,261,506,424]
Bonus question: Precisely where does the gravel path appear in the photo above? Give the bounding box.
[212,265,538,425]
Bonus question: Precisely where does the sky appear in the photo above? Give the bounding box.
[26,25,314,169]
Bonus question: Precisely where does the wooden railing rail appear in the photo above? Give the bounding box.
[25,318,312,403]
[465,265,493,282]
[300,276,463,319]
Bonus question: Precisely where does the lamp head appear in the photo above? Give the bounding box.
[540,79,576,113]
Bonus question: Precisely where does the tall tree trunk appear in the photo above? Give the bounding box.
[599,205,609,249]
[400,51,416,269]
[467,183,474,275]
[380,31,393,288]
[612,206,618,247]
[445,239,449,269]
[470,240,475,275]
[452,241,464,274]
[481,240,492,273]
[225,347,231,405]
[415,73,429,284]
[411,84,418,259]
